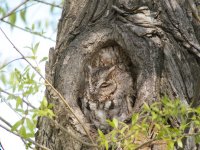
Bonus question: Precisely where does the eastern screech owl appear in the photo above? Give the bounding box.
[81,46,135,132]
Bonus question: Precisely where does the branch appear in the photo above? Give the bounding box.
[134,139,157,150]
[0,27,95,144]
[0,141,4,150]
[0,57,24,70]
[0,105,96,147]
[0,116,12,128]
[0,96,23,118]
[1,20,55,42]
[134,132,200,150]
[0,0,30,20]
[0,116,31,149]
[53,119,98,147]
[33,0,62,8]
[0,88,36,109]
[0,103,97,147]
[0,123,50,150]
[14,2,37,15]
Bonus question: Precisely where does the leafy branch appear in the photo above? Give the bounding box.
[0,87,36,109]
[0,123,50,150]
[98,97,200,150]
[0,0,30,20]
[0,27,95,145]
[0,115,49,150]
[0,57,24,71]
[1,20,55,42]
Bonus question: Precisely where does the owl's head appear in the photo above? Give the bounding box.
[87,65,117,102]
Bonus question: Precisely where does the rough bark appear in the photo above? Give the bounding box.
[36,0,200,149]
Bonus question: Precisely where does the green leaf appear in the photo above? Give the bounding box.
[167,141,174,150]
[143,102,150,111]
[0,7,6,16]
[26,56,36,60]
[105,140,109,150]
[120,125,129,134]
[50,3,55,12]
[9,71,15,85]
[31,24,35,30]
[20,9,26,23]
[46,109,55,118]
[195,135,200,143]
[107,120,115,128]
[30,72,36,80]
[195,106,200,114]
[19,126,26,138]
[26,118,34,132]
[112,118,118,128]
[0,73,6,85]
[9,13,16,26]
[151,111,157,120]
[177,138,183,148]
[11,120,22,131]
[45,20,49,28]
[132,114,139,125]
[25,26,30,30]
[111,130,117,142]
[34,108,55,118]
[16,97,23,108]
[41,97,48,108]
[25,133,34,138]
[25,110,28,115]
[48,103,54,109]
[98,128,108,150]
[98,129,105,140]
[39,57,48,63]
[33,42,40,54]
[25,142,32,149]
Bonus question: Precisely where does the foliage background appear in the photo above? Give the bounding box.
[0,0,62,149]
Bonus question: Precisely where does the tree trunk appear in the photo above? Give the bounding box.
[36,0,200,149]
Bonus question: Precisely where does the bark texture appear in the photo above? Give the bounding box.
[36,0,200,149]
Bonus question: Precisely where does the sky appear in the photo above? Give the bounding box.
[0,1,61,149]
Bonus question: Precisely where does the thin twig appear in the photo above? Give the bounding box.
[0,110,35,149]
[33,0,62,8]
[0,57,24,70]
[0,88,36,109]
[0,141,5,150]
[1,20,55,42]
[117,131,135,142]
[45,82,95,144]
[0,116,33,149]
[0,123,50,150]
[0,116,12,128]
[14,2,37,15]
[135,139,157,150]
[0,96,23,117]
[53,119,98,147]
[0,116,28,147]
[0,91,97,147]
[0,0,30,20]
[0,27,95,144]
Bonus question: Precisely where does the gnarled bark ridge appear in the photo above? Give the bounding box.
[36,0,200,149]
